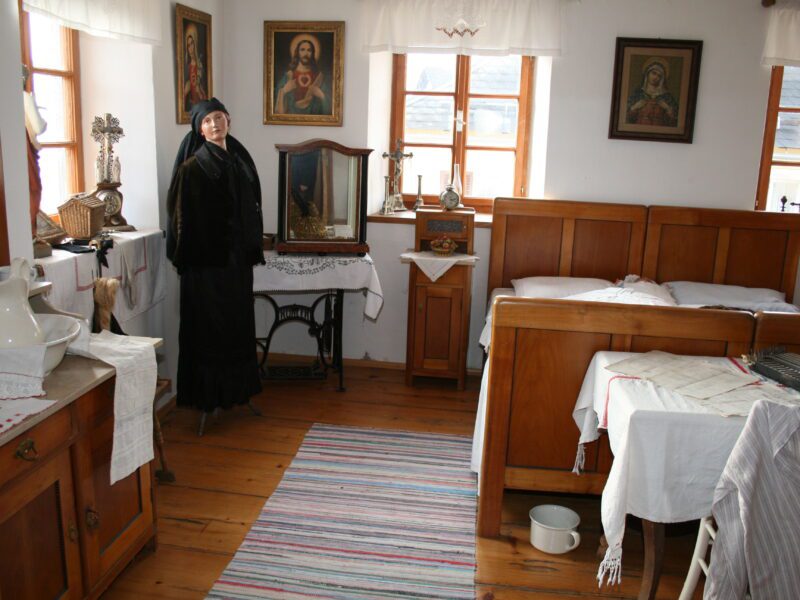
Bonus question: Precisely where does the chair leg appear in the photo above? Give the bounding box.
[197,412,208,437]
[153,412,176,483]
[679,516,714,600]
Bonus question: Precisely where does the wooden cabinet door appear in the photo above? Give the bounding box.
[412,284,463,374]
[0,450,83,600]
[72,379,155,594]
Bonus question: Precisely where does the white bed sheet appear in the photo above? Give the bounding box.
[470,284,724,476]
[478,287,515,352]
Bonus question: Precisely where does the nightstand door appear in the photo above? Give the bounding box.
[412,282,464,374]
[72,379,155,594]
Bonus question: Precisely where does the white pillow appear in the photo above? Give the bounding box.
[665,281,786,308]
[564,286,674,306]
[619,276,677,306]
[511,276,612,299]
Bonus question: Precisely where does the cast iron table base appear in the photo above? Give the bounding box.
[254,289,345,392]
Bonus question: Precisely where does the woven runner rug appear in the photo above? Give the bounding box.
[207,423,477,599]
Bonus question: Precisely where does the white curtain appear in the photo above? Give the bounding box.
[763,0,800,66]
[22,0,162,45]
[362,0,562,56]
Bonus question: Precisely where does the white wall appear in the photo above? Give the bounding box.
[1,0,33,261]
[1,0,782,376]
[80,34,160,229]
[545,0,770,208]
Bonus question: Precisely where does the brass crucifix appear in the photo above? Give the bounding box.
[382,139,413,198]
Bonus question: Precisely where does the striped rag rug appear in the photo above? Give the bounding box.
[207,423,477,599]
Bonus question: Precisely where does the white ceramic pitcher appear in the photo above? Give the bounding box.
[0,257,43,347]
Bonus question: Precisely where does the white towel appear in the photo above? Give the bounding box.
[69,328,157,484]
[400,250,479,282]
[0,345,46,399]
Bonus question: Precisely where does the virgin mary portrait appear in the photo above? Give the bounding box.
[625,57,679,128]
[183,22,209,113]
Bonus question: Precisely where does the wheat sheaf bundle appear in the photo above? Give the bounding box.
[93,277,120,332]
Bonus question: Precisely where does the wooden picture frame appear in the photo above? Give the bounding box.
[175,4,213,124]
[264,21,344,126]
[609,37,702,143]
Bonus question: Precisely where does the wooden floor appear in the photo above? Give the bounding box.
[103,366,702,599]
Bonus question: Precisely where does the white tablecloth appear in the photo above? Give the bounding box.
[253,251,383,319]
[572,351,747,586]
[35,229,166,324]
[400,250,479,282]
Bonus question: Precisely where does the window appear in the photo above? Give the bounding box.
[756,66,800,212]
[390,53,533,212]
[19,8,83,214]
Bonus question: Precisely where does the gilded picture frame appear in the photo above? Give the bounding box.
[264,21,344,126]
[175,4,213,124]
[609,37,703,143]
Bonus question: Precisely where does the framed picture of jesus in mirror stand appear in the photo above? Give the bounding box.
[263,21,344,126]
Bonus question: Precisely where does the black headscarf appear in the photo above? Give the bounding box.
[170,97,259,186]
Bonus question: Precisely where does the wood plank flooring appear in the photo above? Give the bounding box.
[103,366,702,599]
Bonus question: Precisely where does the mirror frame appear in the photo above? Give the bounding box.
[276,139,372,254]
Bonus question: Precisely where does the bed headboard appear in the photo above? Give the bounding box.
[488,198,648,293]
[642,206,800,303]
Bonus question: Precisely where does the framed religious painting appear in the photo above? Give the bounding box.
[264,21,344,126]
[609,38,703,143]
[175,4,213,124]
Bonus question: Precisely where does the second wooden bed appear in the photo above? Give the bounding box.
[477,198,800,537]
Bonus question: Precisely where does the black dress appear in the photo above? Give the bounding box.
[167,141,264,412]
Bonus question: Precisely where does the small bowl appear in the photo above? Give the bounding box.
[430,236,457,256]
[35,314,82,375]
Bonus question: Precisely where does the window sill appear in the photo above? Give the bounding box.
[368,211,493,228]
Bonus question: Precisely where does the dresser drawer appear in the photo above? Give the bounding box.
[0,408,74,489]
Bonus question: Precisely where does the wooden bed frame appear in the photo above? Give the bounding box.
[477,199,800,538]
[643,206,800,302]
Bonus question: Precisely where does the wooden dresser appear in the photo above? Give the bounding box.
[0,356,156,599]
[405,207,475,390]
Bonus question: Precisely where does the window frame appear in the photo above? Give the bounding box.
[19,5,85,208]
[755,65,800,211]
[390,53,534,213]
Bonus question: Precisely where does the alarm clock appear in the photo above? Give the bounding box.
[439,184,462,211]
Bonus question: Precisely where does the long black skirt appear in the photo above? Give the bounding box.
[177,265,262,412]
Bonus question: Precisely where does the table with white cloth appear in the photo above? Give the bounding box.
[33,229,167,325]
[573,351,748,599]
[252,251,383,390]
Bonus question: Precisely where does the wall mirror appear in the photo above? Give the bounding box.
[276,139,371,254]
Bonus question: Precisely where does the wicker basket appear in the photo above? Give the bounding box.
[58,194,105,239]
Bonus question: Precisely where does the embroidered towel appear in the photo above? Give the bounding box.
[0,397,57,432]
[69,328,157,484]
[400,250,479,282]
[0,345,46,399]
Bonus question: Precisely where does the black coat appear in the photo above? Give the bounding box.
[166,141,264,273]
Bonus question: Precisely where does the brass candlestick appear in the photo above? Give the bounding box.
[413,175,424,211]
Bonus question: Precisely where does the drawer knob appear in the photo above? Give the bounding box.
[85,507,101,531]
[14,438,39,462]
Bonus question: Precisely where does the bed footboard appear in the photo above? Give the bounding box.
[477,297,754,537]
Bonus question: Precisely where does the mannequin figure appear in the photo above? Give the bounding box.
[23,65,47,233]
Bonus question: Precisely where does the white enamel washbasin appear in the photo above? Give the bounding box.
[35,314,82,375]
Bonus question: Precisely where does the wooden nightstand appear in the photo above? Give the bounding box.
[405,207,475,390]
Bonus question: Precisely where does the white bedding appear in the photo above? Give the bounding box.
[472,285,673,475]
[471,279,800,476]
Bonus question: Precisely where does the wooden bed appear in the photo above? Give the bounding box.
[476,199,800,537]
